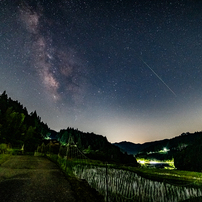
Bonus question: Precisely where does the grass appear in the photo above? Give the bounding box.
[47,154,202,188]
[0,154,11,165]
[41,152,202,199]
[59,157,202,188]
[125,166,202,188]
[65,159,202,201]
[36,152,202,202]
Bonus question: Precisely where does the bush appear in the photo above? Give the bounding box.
[0,143,7,154]
[174,143,202,172]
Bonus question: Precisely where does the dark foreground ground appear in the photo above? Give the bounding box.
[0,155,103,202]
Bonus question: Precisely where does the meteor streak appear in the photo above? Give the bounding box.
[140,58,177,97]
[125,47,177,97]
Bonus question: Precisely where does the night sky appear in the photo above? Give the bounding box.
[1,0,202,143]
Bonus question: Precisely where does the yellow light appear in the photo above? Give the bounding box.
[137,160,145,164]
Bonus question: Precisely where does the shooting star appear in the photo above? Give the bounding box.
[140,58,177,97]
[124,47,177,97]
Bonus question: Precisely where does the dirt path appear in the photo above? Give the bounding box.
[0,155,76,202]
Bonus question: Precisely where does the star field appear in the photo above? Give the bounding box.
[1,0,202,143]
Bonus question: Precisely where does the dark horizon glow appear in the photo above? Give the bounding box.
[1,1,202,143]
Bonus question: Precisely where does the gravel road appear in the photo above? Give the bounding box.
[0,155,76,202]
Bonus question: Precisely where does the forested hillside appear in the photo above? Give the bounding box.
[113,141,163,155]
[139,132,202,153]
[56,128,138,165]
[115,132,202,171]
[116,132,202,156]
[116,132,202,171]
[174,133,202,172]
[0,91,138,166]
[0,91,49,151]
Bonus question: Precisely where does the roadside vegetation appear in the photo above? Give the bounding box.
[0,91,49,152]
[0,154,11,165]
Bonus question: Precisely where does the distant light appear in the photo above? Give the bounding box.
[163,148,169,152]
[149,161,158,164]
[138,160,145,164]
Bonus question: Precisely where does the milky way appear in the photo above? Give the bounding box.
[1,0,202,143]
[19,1,88,104]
